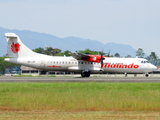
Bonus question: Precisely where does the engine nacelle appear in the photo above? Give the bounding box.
[83,55,102,63]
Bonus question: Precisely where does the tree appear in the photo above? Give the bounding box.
[78,49,97,55]
[125,54,132,58]
[114,53,120,57]
[33,47,62,56]
[149,52,158,61]
[77,49,107,56]
[44,47,61,56]
[53,48,62,55]
[33,47,45,54]
[63,50,71,56]
[147,52,159,65]
[136,48,145,58]
[158,60,160,66]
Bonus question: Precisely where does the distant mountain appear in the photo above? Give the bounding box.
[0,27,137,57]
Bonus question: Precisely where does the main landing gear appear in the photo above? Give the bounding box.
[81,72,90,77]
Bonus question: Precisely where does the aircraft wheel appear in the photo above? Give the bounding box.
[81,73,86,77]
[85,72,90,77]
[145,73,149,77]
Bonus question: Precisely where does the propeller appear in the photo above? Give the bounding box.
[100,50,105,69]
[107,50,110,57]
[100,50,110,70]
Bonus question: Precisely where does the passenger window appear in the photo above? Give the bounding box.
[81,62,83,64]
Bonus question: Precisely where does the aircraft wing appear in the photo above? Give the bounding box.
[69,52,104,63]
[69,52,90,60]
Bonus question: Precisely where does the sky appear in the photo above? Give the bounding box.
[0,0,160,57]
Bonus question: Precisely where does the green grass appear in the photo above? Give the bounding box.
[14,75,33,77]
[48,75,56,77]
[93,76,99,77]
[0,83,160,111]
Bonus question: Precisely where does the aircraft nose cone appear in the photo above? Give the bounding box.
[152,66,157,71]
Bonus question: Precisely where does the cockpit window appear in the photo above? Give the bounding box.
[141,60,149,64]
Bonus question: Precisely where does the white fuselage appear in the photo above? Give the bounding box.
[4,33,157,77]
[5,54,157,74]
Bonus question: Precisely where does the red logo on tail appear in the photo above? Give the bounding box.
[11,42,21,53]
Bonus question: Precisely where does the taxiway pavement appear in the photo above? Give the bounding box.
[0,76,160,83]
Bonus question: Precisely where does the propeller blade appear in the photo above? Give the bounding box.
[101,50,104,68]
[107,50,110,57]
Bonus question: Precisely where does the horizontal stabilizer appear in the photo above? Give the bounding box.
[5,33,18,38]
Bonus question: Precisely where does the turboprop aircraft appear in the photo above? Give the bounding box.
[4,33,157,77]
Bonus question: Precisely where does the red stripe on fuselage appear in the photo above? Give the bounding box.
[47,65,61,68]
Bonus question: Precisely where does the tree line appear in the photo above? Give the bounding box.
[32,47,109,57]
[0,47,160,74]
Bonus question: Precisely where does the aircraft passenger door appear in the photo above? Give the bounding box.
[41,60,45,69]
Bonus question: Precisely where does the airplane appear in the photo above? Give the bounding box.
[4,33,157,77]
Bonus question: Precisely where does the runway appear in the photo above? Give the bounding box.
[0,76,160,82]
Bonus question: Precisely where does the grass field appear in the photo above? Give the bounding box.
[0,82,160,119]
[1,111,160,120]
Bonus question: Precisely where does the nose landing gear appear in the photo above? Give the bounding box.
[145,73,149,77]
